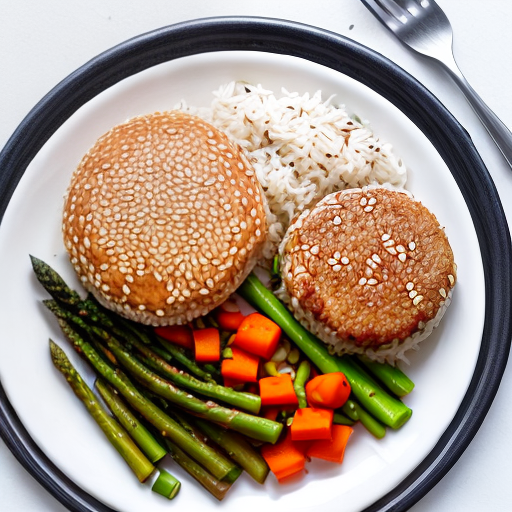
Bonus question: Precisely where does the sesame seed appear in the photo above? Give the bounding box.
[398,253,407,263]
[413,295,424,306]
[409,241,416,251]
[333,216,342,225]
[406,282,414,291]
[359,277,367,285]
[341,257,350,265]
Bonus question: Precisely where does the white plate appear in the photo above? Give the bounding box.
[0,50,485,511]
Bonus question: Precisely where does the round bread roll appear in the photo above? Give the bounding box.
[278,185,456,364]
[62,111,267,325]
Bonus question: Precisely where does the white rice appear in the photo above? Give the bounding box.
[177,81,407,257]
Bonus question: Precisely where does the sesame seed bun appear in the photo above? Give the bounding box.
[278,185,456,364]
[62,111,267,325]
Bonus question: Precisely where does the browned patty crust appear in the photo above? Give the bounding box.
[62,111,267,325]
[280,186,456,352]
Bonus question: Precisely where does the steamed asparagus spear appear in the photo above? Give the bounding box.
[103,333,282,444]
[31,256,82,307]
[168,410,242,484]
[30,256,218,385]
[293,360,311,409]
[193,418,270,484]
[341,399,386,439]
[117,330,261,414]
[356,355,415,397]
[44,300,282,444]
[51,315,240,482]
[155,335,217,383]
[95,379,167,464]
[49,340,156,483]
[163,439,234,501]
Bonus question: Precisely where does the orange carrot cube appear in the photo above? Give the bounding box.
[222,376,246,389]
[154,325,194,350]
[307,425,353,463]
[306,372,351,409]
[221,347,260,383]
[262,407,280,422]
[216,310,246,331]
[193,328,220,363]
[290,407,333,441]
[259,374,299,407]
[261,429,306,481]
[234,312,281,359]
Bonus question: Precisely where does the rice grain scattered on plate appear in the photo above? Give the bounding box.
[178,81,407,257]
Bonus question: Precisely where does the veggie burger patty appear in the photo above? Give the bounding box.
[279,186,456,364]
[62,111,268,325]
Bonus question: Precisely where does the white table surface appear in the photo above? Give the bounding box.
[1,1,512,511]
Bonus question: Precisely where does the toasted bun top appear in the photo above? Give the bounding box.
[280,186,456,349]
[62,111,267,325]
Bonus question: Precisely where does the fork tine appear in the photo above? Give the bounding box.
[391,0,428,16]
[375,0,409,20]
[360,0,406,28]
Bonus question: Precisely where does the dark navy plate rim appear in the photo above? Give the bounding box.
[0,16,510,512]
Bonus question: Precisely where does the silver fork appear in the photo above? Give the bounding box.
[361,0,512,168]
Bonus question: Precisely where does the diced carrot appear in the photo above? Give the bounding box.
[245,383,259,396]
[261,429,306,481]
[221,347,260,383]
[193,328,220,363]
[307,425,353,463]
[306,372,351,409]
[293,438,313,456]
[290,407,333,441]
[154,325,193,350]
[222,376,246,389]
[262,407,280,421]
[216,310,246,331]
[259,374,299,407]
[234,313,281,360]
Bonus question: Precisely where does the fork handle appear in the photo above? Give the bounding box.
[443,60,512,168]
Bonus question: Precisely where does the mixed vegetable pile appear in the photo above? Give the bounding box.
[31,256,414,502]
